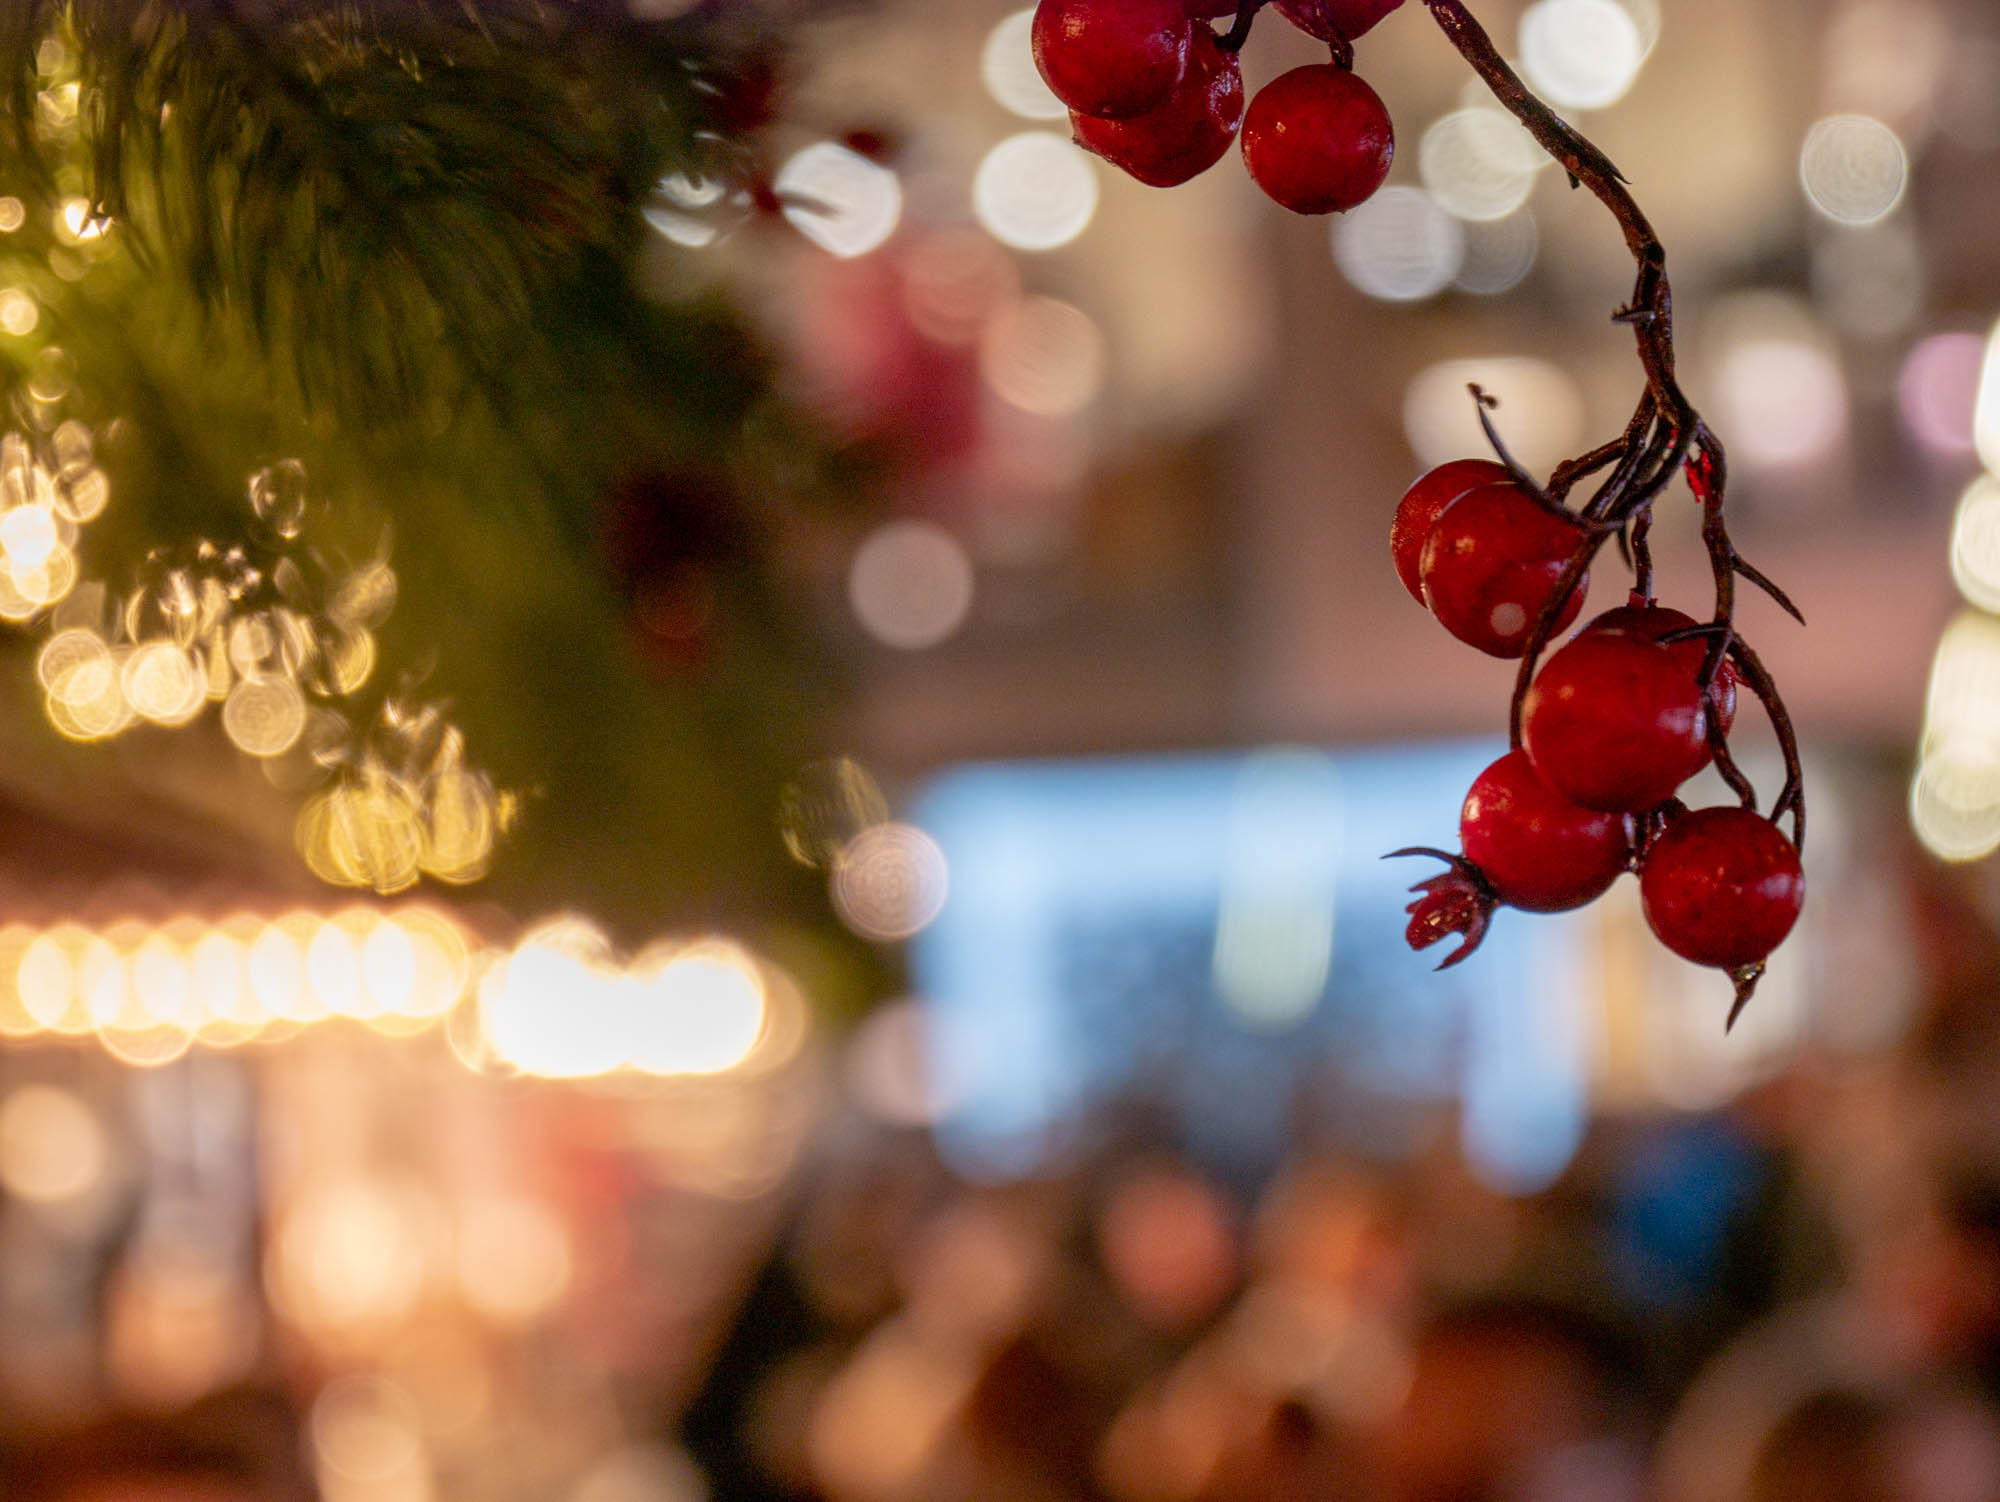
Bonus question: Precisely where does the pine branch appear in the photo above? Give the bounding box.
[11,0,781,431]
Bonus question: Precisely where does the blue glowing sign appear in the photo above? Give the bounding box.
[911,743,1595,1194]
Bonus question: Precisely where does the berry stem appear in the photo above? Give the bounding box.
[1543,434,1632,505]
[1628,506,1653,599]
[1427,0,1808,869]
[1214,0,1269,53]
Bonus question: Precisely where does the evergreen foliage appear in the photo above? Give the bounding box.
[0,1,877,973]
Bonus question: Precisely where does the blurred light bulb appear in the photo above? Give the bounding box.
[1900,332,1985,455]
[1976,317,2000,476]
[832,823,950,941]
[1419,109,1542,222]
[1716,338,1849,470]
[979,295,1106,416]
[457,1195,572,1325]
[974,133,1098,252]
[903,228,1021,346]
[222,676,306,756]
[629,942,768,1075]
[1403,356,1585,476]
[777,142,902,259]
[1454,210,1539,295]
[848,521,975,650]
[982,10,1067,120]
[1519,0,1645,109]
[1800,114,1908,225]
[0,503,57,570]
[0,288,37,336]
[0,1085,107,1204]
[1332,187,1464,302]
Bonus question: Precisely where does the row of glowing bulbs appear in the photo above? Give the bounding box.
[0,906,794,1081]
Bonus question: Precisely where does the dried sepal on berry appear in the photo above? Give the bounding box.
[1388,847,1496,970]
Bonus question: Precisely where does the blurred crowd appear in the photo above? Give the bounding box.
[663,876,2000,1502]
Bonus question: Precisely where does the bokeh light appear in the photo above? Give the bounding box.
[421,768,499,884]
[0,1085,108,1204]
[1952,477,2000,614]
[248,915,310,1021]
[456,1194,572,1326]
[902,227,1020,345]
[627,941,770,1076]
[1096,1167,1238,1330]
[1418,108,1543,223]
[1718,342,1849,471]
[845,997,953,1128]
[1913,610,2000,862]
[105,1240,259,1407]
[831,822,950,941]
[222,674,307,756]
[1332,187,1464,303]
[1403,356,1586,476]
[311,1374,428,1491]
[776,142,903,259]
[270,1177,435,1339]
[1519,0,1646,110]
[1977,317,2000,477]
[306,916,367,1018]
[1900,332,1985,456]
[847,520,975,650]
[191,924,262,1043]
[981,8,1067,120]
[979,294,1107,417]
[570,1445,708,1502]
[123,640,206,725]
[478,916,624,1079]
[19,927,85,1033]
[0,501,57,571]
[0,287,38,336]
[299,780,426,895]
[1912,749,2000,863]
[0,903,480,1057]
[474,920,782,1080]
[1800,114,1908,225]
[780,757,890,869]
[973,132,1098,253]
[645,173,724,248]
[1454,209,1539,295]
[58,196,107,242]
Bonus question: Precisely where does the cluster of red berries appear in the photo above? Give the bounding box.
[1390,460,1805,1013]
[1028,0,1803,1017]
[1032,0,1401,211]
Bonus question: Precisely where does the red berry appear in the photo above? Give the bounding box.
[1640,807,1803,970]
[1418,482,1589,658]
[1034,0,1194,120]
[1070,27,1244,186]
[1580,600,1738,734]
[1390,459,1513,604]
[1461,750,1633,912]
[1240,64,1394,215]
[1521,630,1711,812]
